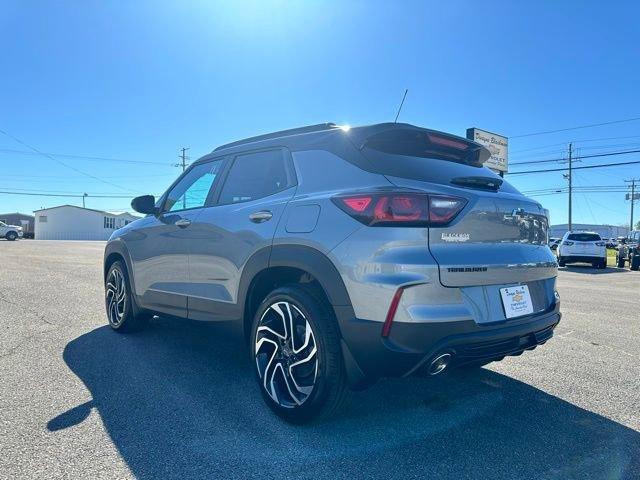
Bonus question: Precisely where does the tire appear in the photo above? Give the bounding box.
[631,254,640,271]
[599,258,607,269]
[557,256,565,267]
[5,231,17,241]
[250,284,350,423]
[105,261,149,332]
[617,254,625,268]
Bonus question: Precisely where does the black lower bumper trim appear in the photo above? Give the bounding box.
[337,307,561,383]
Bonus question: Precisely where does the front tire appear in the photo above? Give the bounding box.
[251,285,349,423]
[105,261,149,332]
[5,231,17,241]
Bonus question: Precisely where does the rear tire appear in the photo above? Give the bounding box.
[5,231,17,241]
[250,284,350,423]
[105,261,149,332]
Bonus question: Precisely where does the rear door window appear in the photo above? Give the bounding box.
[218,149,293,204]
[567,233,601,242]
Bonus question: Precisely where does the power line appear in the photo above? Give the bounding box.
[510,135,640,155]
[507,158,640,175]
[0,128,140,193]
[510,116,640,138]
[0,148,172,166]
[0,190,134,198]
[510,148,640,166]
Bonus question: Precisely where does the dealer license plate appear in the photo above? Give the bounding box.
[500,285,534,319]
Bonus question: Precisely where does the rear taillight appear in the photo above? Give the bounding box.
[595,242,605,246]
[332,192,466,227]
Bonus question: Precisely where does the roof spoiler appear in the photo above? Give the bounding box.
[351,123,492,167]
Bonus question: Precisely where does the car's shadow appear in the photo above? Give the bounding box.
[54,318,640,479]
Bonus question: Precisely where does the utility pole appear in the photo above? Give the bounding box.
[176,147,190,172]
[625,179,639,231]
[82,193,88,208]
[175,147,190,209]
[566,143,573,231]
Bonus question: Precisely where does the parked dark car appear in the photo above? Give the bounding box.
[548,237,561,251]
[616,231,640,269]
[605,238,618,249]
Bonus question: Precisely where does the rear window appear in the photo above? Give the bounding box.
[362,146,519,194]
[567,233,601,242]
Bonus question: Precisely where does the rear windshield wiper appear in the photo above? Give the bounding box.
[450,176,503,191]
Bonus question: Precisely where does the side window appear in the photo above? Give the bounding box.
[164,159,223,212]
[104,217,115,229]
[218,150,292,204]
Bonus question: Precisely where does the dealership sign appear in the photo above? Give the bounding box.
[466,128,508,172]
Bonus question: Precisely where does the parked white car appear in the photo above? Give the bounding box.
[557,231,606,268]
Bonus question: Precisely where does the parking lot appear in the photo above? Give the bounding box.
[0,240,638,479]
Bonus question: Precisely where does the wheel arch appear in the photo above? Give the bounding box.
[240,245,355,342]
[104,240,135,286]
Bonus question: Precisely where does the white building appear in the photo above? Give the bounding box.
[34,205,140,240]
[549,223,629,240]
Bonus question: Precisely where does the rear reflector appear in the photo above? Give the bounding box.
[342,197,371,212]
[332,192,466,227]
[382,287,404,337]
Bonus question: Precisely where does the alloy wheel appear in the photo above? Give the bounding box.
[254,301,318,408]
[106,267,127,327]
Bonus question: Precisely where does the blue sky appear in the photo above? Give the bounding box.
[1,0,639,226]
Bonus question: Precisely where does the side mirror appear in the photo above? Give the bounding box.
[131,195,158,215]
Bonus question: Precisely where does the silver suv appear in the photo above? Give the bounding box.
[104,123,561,422]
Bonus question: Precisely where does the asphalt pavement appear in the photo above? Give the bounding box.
[0,240,638,479]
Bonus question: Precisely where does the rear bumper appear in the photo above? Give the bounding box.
[560,255,605,263]
[337,304,561,384]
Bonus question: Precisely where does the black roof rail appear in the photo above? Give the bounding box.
[213,123,338,151]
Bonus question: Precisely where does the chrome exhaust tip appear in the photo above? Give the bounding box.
[428,353,452,376]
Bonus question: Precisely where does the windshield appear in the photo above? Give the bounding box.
[567,233,601,242]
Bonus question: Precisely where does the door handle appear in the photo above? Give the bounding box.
[174,218,191,228]
[249,210,273,223]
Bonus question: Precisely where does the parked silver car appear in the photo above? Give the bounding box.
[0,221,23,241]
[104,123,561,422]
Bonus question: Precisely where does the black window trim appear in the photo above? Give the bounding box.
[210,146,297,207]
[158,155,228,214]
